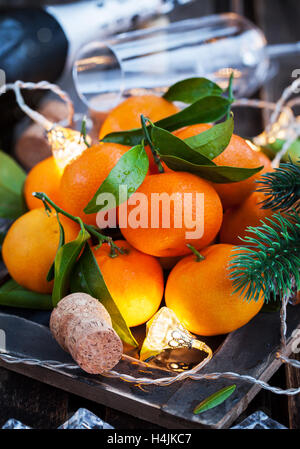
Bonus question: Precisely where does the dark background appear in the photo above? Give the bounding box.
[0,0,300,429]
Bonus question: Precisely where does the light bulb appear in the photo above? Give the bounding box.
[47,126,91,173]
[140,307,212,362]
[245,139,260,152]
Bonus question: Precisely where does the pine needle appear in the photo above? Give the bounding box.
[256,160,300,212]
[229,212,300,303]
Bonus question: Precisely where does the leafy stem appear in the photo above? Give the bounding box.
[226,72,235,118]
[227,72,235,102]
[256,160,300,212]
[141,115,164,173]
[33,192,126,257]
[80,116,91,148]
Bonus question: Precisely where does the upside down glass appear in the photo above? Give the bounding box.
[73,13,269,112]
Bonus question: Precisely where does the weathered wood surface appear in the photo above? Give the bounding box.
[286,353,300,429]
[0,304,299,429]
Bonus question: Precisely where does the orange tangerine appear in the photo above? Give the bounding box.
[165,243,264,336]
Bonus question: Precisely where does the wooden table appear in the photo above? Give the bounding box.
[0,0,300,429]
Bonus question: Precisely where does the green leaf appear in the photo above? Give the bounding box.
[229,212,300,303]
[260,138,300,166]
[52,224,90,307]
[84,144,149,214]
[71,244,138,348]
[149,122,262,182]
[193,385,236,414]
[151,126,215,166]
[163,77,223,104]
[47,213,65,282]
[0,151,27,219]
[184,114,234,160]
[256,161,300,212]
[160,154,263,183]
[0,279,52,310]
[101,96,231,146]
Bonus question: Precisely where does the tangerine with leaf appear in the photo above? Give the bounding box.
[2,208,80,294]
[59,142,131,225]
[99,95,179,139]
[99,95,179,174]
[174,124,269,209]
[93,240,164,327]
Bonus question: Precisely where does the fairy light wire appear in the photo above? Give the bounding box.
[0,80,74,129]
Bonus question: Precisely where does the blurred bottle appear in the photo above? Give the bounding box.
[0,0,191,149]
[73,13,269,113]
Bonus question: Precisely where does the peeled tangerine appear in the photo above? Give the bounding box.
[165,244,264,336]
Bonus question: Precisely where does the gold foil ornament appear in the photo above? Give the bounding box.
[140,307,212,363]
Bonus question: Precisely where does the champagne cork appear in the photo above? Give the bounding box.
[50,292,123,374]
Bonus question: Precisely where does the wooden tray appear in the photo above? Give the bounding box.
[0,258,299,429]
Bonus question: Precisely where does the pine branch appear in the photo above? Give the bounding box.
[229,212,300,303]
[256,160,300,212]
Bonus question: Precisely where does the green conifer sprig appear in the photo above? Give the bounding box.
[256,161,300,212]
[229,212,300,303]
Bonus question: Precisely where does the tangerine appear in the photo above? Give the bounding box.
[93,240,164,327]
[2,208,80,294]
[120,171,223,257]
[99,95,179,174]
[174,124,269,209]
[219,191,274,245]
[165,243,264,336]
[99,95,179,139]
[60,142,130,225]
[24,157,62,210]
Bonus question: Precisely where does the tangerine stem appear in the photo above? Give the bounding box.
[80,116,91,148]
[33,192,125,256]
[186,244,205,262]
[226,72,235,119]
[141,115,164,173]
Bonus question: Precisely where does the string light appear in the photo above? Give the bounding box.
[140,307,212,364]
[47,126,90,173]
[0,80,90,173]
[233,77,300,168]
